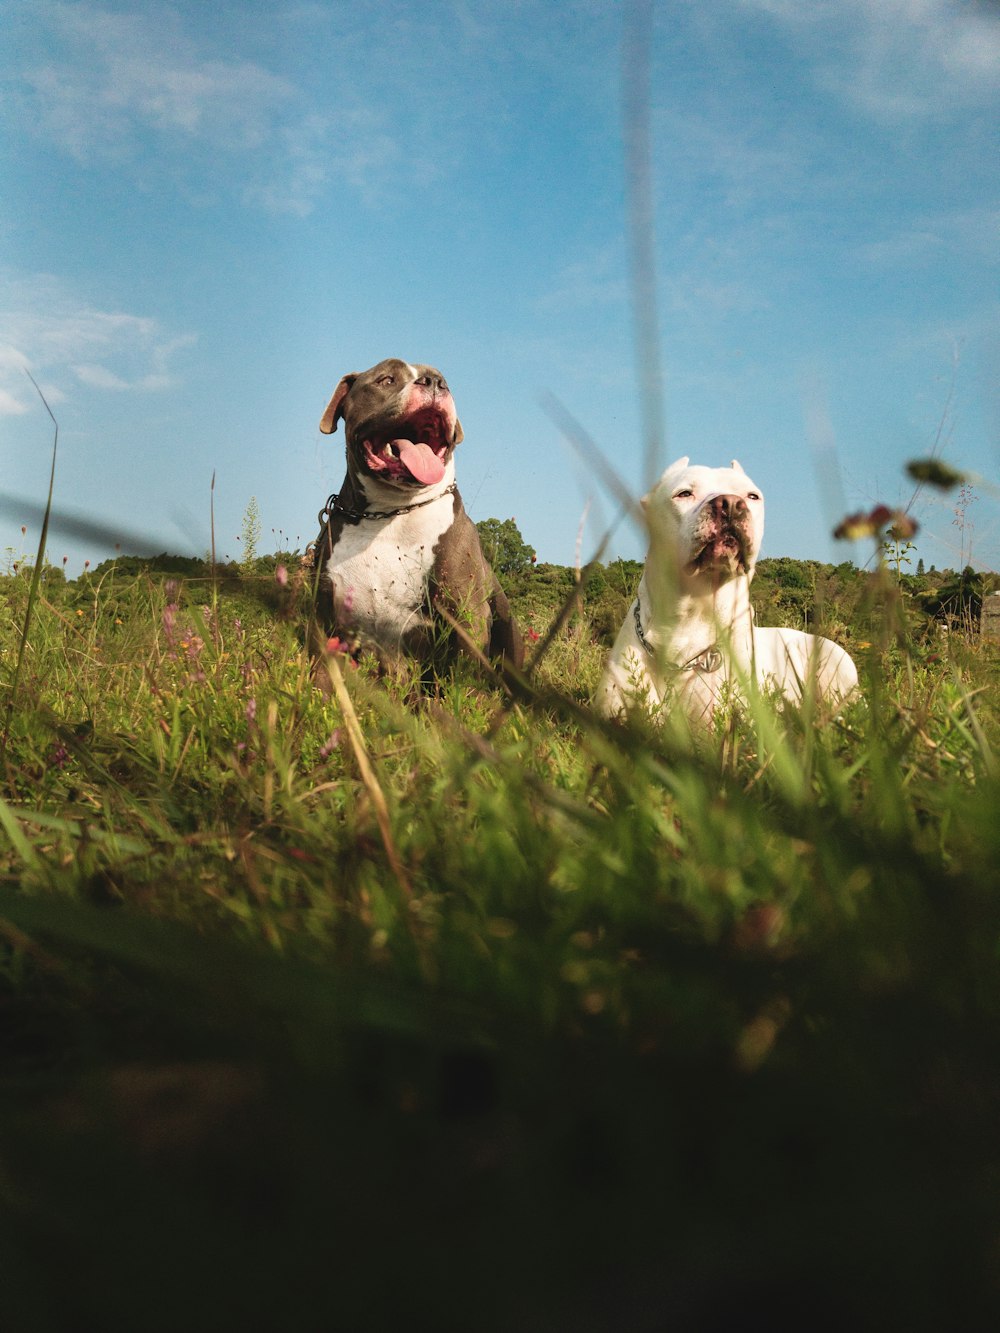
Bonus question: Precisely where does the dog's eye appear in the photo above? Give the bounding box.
[673,488,694,500]
[377,374,395,386]
[747,491,761,501]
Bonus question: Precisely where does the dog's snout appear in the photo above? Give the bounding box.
[416,372,448,395]
[711,493,747,520]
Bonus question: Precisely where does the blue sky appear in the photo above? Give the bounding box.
[2,0,998,577]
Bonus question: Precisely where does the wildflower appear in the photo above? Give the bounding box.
[887,515,918,541]
[319,728,341,759]
[833,504,916,542]
[325,636,349,655]
[84,559,90,570]
[275,564,288,587]
[906,459,965,490]
[164,579,179,603]
[76,609,84,618]
[246,698,257,723]
[49,743,71,770]
[526,627,541,643]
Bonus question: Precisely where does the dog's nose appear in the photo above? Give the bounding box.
[415,373,448,394]
[711,494,747,519]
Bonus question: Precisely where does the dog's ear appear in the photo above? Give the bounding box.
[452,416,464,446]
[730,459,745,474]
[319,374,358,435]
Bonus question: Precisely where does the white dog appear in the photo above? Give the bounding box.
[595,458,858,724]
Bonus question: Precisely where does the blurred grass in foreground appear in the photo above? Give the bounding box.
[0,556,999,1331]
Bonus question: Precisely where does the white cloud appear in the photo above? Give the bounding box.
[857,207,1000,267]
[0,386,30,416]
[11,2,339,214]
[534,249,629,314]
[22,3,295,161]
[0,272,196,415]
[739,0,1000,119]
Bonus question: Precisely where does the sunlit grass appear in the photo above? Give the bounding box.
[1,557,998,1328]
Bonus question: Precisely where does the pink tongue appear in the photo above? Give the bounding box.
[395,439,446,485]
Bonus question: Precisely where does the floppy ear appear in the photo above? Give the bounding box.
[452,416,464,446]
[730,459,745,474]
[319,374,358,435]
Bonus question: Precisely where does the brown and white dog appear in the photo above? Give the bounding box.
[311,358,522,675]
[595,457,858,724]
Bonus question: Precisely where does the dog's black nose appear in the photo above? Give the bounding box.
[415,373,448,394]
[712,494,747,519]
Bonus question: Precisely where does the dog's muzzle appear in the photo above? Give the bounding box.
[689,494,754,573]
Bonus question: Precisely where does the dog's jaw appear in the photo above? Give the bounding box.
[322,359,464,495]
[686,496,757,582]
[357,403,455,487]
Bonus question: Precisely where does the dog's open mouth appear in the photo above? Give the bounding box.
[361,410,450,487]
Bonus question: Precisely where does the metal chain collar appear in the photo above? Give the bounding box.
[633,596,723,675]
[318,482,457,526]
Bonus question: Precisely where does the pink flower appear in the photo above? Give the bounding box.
[319,729,341,759]
[49,743,71,770]
[275,564,288,587]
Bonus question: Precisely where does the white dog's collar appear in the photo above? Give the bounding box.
[633,598,723,675]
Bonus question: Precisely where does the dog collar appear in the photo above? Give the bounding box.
[320,482,457,524]
[633,598,723,674]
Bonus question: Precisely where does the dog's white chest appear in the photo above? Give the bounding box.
[326,500,454,649]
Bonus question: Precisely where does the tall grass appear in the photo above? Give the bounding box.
[0,551,998,1329]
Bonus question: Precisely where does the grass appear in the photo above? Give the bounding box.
[1,554,999,1331]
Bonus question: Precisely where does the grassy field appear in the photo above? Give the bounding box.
[2,551,999,1330]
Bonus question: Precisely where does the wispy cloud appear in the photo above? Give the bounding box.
[0,272,197,416]
[856,206,1000,267]
[534,249,629,314]
[739,0,1000,119]
[20,4,295,160]
[10,1,343,215]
